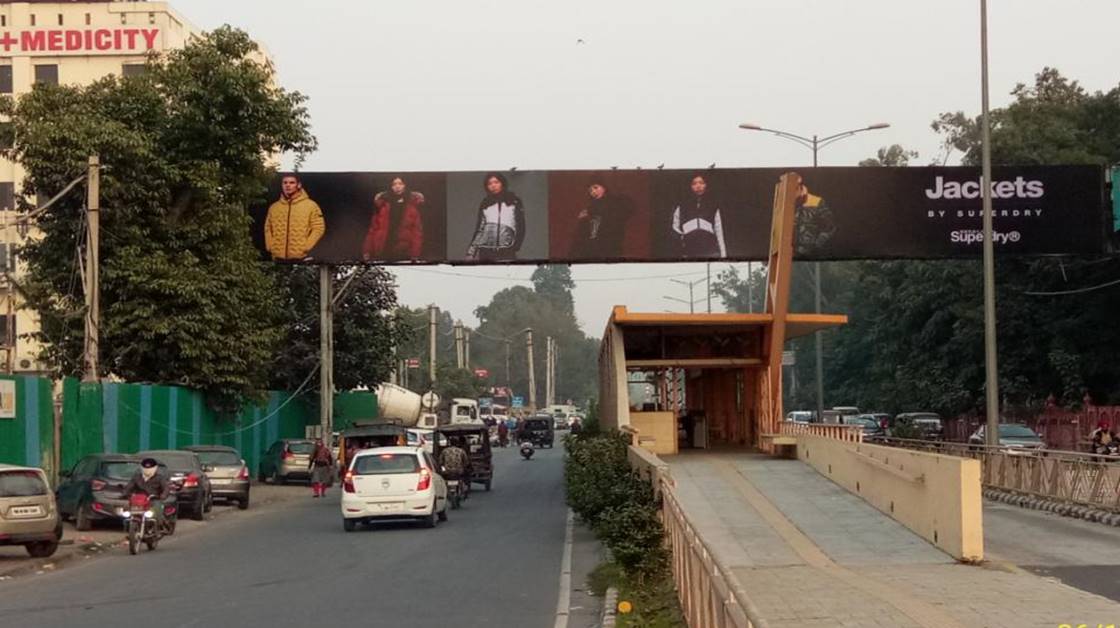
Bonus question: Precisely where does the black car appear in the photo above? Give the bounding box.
[57,454,142,531]
[139,450,212,521]
[894,413,945,440]
[851,415,887,441]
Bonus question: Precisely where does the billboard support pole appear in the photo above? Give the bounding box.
[428,305,438,389]
[980,0,1001,445]
[526,329,536,412]
[82,155,100,382]
[319,265,334,436]
[464,328,471,369]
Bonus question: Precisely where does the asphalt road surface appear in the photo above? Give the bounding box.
[985,499,1120,603]
[0,444,572,628]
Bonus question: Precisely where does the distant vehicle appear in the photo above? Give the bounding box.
[338,422,409,473]
[183,445,250,510]
[554,415,571,430]
[832,407,861,422]
[341,446,448,531]
[407,428,448,454]
[786,411,815,424]
[57,453,143,531]
[969,423,1045,453]
[522,415,555,448]
[863,413,892,430]
[894,412,945,440]
[851,415,886,441]
[450,398,481,425]
[0,464,62,557]
[139,450,213,522]
[259,439,316,485]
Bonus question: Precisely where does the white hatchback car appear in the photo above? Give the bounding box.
[341,447,448,531]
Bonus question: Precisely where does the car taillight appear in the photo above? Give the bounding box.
[417,468,432,492]
[183,473,199,488]
[236,466,249,480]
[343,470,355,493]
[90,479,107,491]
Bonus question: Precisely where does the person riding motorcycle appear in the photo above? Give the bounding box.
[439,437,472,495]
[123,458,172,531]
[1091,421,1118,455]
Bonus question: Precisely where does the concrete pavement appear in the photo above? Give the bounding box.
[666,452,1120,628]
[0,444,597,628]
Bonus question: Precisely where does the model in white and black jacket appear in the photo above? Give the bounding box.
[467,172,527,261]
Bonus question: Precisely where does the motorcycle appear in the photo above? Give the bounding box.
[121,493,169,555]
[520,441,535,460]
[446,476,464,509]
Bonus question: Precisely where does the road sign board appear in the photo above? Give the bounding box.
[406,358,421,369]
[473,368,489,378]
[512,396,524,408]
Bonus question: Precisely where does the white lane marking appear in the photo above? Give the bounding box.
[554,509,574,628]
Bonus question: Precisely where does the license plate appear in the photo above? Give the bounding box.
[10,505,42,517]
[211,479,232,485]
[373,502,403,512]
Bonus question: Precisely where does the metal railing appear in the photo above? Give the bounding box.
[662,481,770,628]
[877,437,1120,512]
[779,420,864,443]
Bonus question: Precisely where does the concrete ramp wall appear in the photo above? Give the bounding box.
[797,434,984,561]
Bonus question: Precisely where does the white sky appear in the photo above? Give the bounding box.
[176,0,1120,333]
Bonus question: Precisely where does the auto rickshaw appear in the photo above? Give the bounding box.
[337,421,409,475]
[433,424,493,491]
[521,415,555,448]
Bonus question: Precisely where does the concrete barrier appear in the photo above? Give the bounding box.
[796,434,983,562]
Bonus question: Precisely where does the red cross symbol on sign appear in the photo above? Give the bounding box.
[0,32,18,52]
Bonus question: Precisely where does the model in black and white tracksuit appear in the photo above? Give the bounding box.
[467,173,526,261]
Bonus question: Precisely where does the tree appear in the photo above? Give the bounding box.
[1,27,316,411]
[269,266,405,394]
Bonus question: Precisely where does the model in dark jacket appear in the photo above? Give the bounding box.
[363,177,425,260]
[672,174,727,259]
[570,178,632,260]
[466,173,526,261]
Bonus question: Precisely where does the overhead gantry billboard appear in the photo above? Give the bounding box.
[251,165,1107,264]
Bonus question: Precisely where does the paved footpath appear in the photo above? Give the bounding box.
[666,452,1120,628]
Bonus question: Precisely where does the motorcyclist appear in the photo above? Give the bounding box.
[439,437,472,496]
[123,458,172,532]
[1091,421,1118,455]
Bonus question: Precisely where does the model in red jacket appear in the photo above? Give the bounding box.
[363,177,425,260]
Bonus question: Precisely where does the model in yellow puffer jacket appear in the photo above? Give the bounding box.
[264,176,326,260]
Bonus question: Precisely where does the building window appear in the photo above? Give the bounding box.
[120,13,127,25]
[85,13,91,26]
[0,243,15,273]
[29,14,35,26]
[57,13,63,26]
[0,314,17,348]
[122,64,146,78]
[0,183,13,212]
[34,65,58,86]
[1,16,6,27]
[149,12,156,25]
[0,122,12,150]
[0,66,11,95]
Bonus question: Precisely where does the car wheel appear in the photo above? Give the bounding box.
[191,500,205,521]
[484,479,492,492]
[238,493,250,510]
[205,492,213,513]
[438,506,448,522]
[25,541,58,558]
[272,470,285,486]
[75,503,92,532]
[422,500,437,528]
[343,518,357,532]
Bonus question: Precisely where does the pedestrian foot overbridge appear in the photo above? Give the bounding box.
[646,447,1120,627]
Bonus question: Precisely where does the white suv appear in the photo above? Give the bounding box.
[341,447,448,532]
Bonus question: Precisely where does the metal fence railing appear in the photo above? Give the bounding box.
[779,421,864,443]
[877,437,1120,512]
[662,481,770,628]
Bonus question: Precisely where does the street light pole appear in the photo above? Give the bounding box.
[738,121,888,420]
[980,0,1001,446]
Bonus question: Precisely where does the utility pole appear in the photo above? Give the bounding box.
[980,0,1001,446]
[464,328,471,369]
[319,265,334,436]
[526,329,537,412]
[82,155,100,382]
[552,340,560,406]
[505,340,512,389]
[454,321,464,369]
[747,262,754,314]
[428,305,438,389]
[706,262,712,313]
[545,336,553,408]
[389,313,398,385]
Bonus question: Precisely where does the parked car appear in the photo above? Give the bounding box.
[554,415,571,430]
[408,428,447,454]
[832,406,861,422]
[0,464,62,557]
[139,450,212,521]
[259,439,317,485]
[894,412,945,440]
[340,446,448,531]
[57,453,143,531]
[786,411,815,424]
[864,413,892,430]
[183,445,250,510]
[852,415,887,440]
[969,424,1046,454]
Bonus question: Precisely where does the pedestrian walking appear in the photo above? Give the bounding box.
[498,420,509,447]
[308,438,333,498]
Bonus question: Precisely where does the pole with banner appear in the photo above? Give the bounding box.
[83,155,100,382]
[428,305,438,389]
[980,0,1001,446]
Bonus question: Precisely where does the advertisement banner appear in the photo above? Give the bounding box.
[251,166,1106,264]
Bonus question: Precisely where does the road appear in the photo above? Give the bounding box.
[985,499,1120,602]
[0,444,575,628]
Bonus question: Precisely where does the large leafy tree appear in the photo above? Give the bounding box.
[1,27,316,410]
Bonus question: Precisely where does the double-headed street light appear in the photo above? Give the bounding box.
[738,121,889,422]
